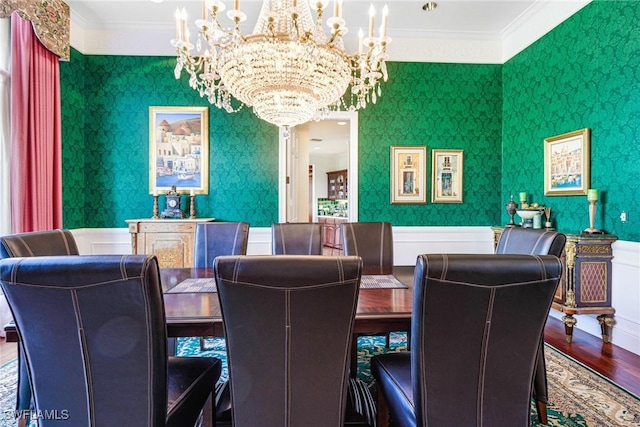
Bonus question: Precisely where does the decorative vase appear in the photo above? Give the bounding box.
[505,196,518,227]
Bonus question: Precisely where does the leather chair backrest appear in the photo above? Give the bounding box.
[411,254,562,427]
[0,229,80,415]
[495,227,566,257]
[0,255,167,426]
[214,255,362,427]
[0,229,79,258]
[341,222,393,274]
[194,222,249,268]
[271,223,323,255]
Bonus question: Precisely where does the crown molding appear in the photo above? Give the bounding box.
[69,0,592,64]
[501,0,592,62]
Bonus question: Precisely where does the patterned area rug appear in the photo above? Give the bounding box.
[0,334,637,426]
[353,333,640,427]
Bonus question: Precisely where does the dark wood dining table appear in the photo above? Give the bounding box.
[161,265,414,378]
[162,265,414,338]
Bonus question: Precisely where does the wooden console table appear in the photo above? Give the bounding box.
[126,218,214,268]
[492,227,617,343]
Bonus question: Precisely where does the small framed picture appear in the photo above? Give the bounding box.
[149,106,209,195]
[390,146,427,204]
[544,128,590,196]
[431,149,463,203]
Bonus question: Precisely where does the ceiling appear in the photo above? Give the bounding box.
[62,0,590,155]
[67,0,535,39]
[66,0,590,60]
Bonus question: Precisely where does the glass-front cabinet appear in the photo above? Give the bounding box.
[327,169,348,200]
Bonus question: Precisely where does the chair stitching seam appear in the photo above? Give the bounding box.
[379,223,385,266]
[71,289,95,425]
[232,223,241,255]
[478,287,496,427]
[285,289,291,427]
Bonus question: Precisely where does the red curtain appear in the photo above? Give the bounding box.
[10,13,62,232]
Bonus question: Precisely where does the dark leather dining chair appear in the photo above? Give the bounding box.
[213,255,374,427]
[371,253,562,427]
[342,221,396,349]
[0,254,221,427]
[194,222,249,268]
[0,229,80,424]
[495,227,567,424]
[193,221,250,350]
[271,222,324,255]
[341,222,394,275]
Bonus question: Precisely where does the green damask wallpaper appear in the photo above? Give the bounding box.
[61,48,86,228]
[358,62,502,225]
[60,57,502,229]
[61,53,279,228]
[60,0,638,242]
[502,0,639,241]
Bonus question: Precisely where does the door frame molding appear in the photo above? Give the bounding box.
[278,111,359,223]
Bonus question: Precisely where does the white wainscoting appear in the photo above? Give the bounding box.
[71,228,132,255]
[71,226,640,356]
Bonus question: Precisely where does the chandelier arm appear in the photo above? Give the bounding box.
[292,12,301,38]
[327,26,341,44]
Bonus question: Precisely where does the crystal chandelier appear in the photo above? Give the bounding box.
[171,0,391,128]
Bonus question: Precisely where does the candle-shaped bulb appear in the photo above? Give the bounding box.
[180,8,188,43]
[337,0,343,18]
[381,4,388,37]
[587,189,598,201]
[174,8,182,41]
[234,0,240,11]
[368,4,375,38]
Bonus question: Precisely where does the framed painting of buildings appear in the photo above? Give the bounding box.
[544,128,590,196]
[390,146,427,204]
[149,106,209,195]
[431,149,463,203]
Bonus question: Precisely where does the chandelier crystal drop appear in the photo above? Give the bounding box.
[171,0,391,128]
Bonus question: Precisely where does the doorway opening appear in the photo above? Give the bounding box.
[278,111,358,223]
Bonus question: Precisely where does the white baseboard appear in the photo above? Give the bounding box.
[70,226,640,356]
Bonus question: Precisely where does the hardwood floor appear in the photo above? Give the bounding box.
[0,336,17,365]
[544,316,640,396]
[0,316,637,396]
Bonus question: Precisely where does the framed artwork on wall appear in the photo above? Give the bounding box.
[149,106,209,195]
[544,128,590,196]
[390,146,427,204]
[431,149,463,203]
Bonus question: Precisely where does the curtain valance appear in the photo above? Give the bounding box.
[1,0,70,61]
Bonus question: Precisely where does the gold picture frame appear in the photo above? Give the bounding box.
[149,106,209,195]
[431,149,463,203]
[544,128,590,196]
[390,146,427,204]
